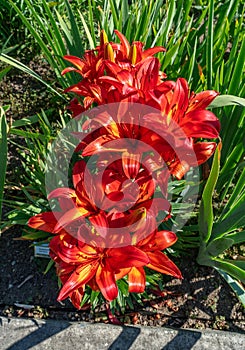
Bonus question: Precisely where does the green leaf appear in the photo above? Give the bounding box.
[78,9,95,49]
[228,32,245,96]
[198,143,221,242]
[212,200,245,236]
[225,230,245,245]
[90,290,100,305]
[64,0,84,56]
[44,259,55,275]
[0,54,65,99]
[88,0,96,45]
[206,0,214,89]
[0,107,8,222]
[11,115,40,128]
[0,65,12,80]
[80,291,91,308]
[219,167,245,220]
[161,40,180,71]
[16,231,50,241]
[213,258,245,283]
[117,278,129,297]
[206,237,234,257]
[216,268,245,307]
[209,95,245,108]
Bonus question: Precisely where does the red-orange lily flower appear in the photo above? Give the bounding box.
[28,157,167,247]
[116,230,182,294]
[49,232,149,302]
[75,103,200,180]
[61,30,166,115]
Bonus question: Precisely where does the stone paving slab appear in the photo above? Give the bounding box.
[0,316,245,350]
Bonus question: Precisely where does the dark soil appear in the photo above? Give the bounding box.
[0,56,244,333]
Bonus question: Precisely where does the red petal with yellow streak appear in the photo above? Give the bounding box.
[28,212,61,233]
[128,267,146,293]
[63,55,85,70]
[142,46,166,59]
[147,251,182,278]
[58,261,98,301]
[122,151,141,179]
[54,207,89,233]
[70,287,85,310]
[108,246,149,270]
[95,264,118,301]
[57,244,88,264]
[194,142,217,165]
[115,268,131,280]
[114,30,130,56]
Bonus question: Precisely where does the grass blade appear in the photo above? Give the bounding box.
[198,142,221,243]
[0,107,8,224]
[216,268,245,307]
[209,95,245,108]
[78,9,96,49]
[0,54,66,100]
[64,0,84,57]
[206,0,214,89]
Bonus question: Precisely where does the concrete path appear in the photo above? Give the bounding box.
[0,316,244,350]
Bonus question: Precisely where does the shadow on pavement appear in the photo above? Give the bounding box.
[107,325,201,350]
[108,325,141,349]
[6,319,70,350]
[161,329,202,349]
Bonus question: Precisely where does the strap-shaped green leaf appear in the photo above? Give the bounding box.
[224,230,245,245]
[0,54,65,99]
[206,237,234,257]
[209,95,245,108]
[18,231,50,241]
[206,0,214,89]
[212,201,245,236]
[216,268,245,307]
[198,142,221,243]
[0,107,8,223]
[213,258,245,283]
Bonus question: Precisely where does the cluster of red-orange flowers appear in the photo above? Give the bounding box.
[28,31,220,309]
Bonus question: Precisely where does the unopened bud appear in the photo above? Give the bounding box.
[129,44,137,65]
[105,43,115,62]
[100,30,108,46]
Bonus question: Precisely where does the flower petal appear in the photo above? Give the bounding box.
[122,151,141,179]
[154,231,178,250]
[108,246,149,270]
[63,55,85,70]
[28,212,61,233]
[128,266,146,293]
[47,188,76,200]
[58,261,98,301]
[142,46,166,59]
[70,287,85,309]
[72,160,86,188]
[182,110,220,138]
[188,90,219,111]
[96,264,118,301]
[193,142,217,165]
[54,207,89,233]
[114,30,130,57]
[138,230,177,251]
[147,250,182,278]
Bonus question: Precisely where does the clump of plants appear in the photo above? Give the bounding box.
[0,0,244,316]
